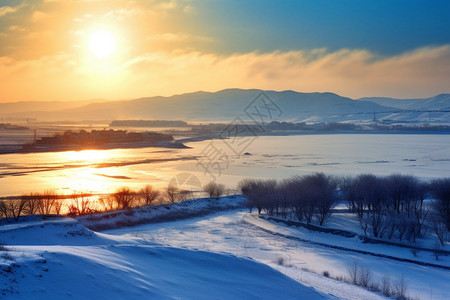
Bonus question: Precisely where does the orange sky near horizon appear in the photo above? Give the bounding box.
[1,0,450,103]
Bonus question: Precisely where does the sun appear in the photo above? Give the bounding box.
[88,30,117,59]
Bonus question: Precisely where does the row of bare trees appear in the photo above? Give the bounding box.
[240,173,338,225]
[341,174,450,244]
[240,173,450,245]
[0,181,228,220]
[0,191,64,220]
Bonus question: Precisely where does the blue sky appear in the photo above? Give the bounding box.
[0,0,449,101]
[192,0,450,55]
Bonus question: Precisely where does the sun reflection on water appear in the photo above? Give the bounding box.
[50,150,122,195]
[63,150,114,164]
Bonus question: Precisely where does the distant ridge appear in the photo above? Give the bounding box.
[358,94,450,111]
[1,89,449,124]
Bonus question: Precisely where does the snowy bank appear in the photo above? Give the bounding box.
[0,214,328,299]
[77,195,247,231]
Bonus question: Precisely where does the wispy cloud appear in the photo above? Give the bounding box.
[147,32,211,43]
[0,3,26,17]
[1,46,449,101]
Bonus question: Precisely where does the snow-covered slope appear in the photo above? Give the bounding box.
[4,89,449,123]
[358,94,450,111]
[0,215,327,299]
[107,210,450,300]
[2,195,449,299]
[1,89,394,123]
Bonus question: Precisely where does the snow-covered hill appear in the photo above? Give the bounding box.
[358,94,450,111]
[0,89,398,123]
[2,194,449,299]
[0,215,326,299]
[2,89,449,124]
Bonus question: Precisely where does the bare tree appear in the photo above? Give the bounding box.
[340,176,363,216]
[430,212,448,246]
[24,193,40,215]
[312,173,339,225]
[112,187,136,209]
[37,190,58,215]
[53,199,63,215]
[240,179,256,213]
[98,195,116,211]
[411,182,429,238]
[164,185,178,203]
[203,181,225,200]
[430,178,450,231]
[163,185,189,203]
[287,177,306,221]
[290,173,338,225]
[0,200,7,218]
[138,185,160,206]
[239,179,277,214]
[276,180,291,219]
[386,174,420,215]
[3,198,28,220]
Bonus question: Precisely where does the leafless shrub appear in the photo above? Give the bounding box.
[0,241,14,261]
[410,248,419,257]
[358,266,373,288]
[0,241,8,251]
[274,256,292,267]
[433,240,442,261]
[346,261,372,287]
[0,252,14,261]
[381,274,392,297]
[138,185,160,206]
[68,193,93,216]
[275,256,285,266]
[347,261,360,285]
[393,274,408,300]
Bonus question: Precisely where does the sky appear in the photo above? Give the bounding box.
[1,0,450,102]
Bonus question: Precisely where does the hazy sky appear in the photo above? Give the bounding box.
[1,0,449,102]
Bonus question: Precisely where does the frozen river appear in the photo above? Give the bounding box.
[0,134,449,197]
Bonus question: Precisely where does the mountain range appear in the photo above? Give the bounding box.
[1,89,449,124]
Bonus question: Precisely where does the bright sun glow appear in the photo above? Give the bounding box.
[65,149,113,163]
[88,30,117,59]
